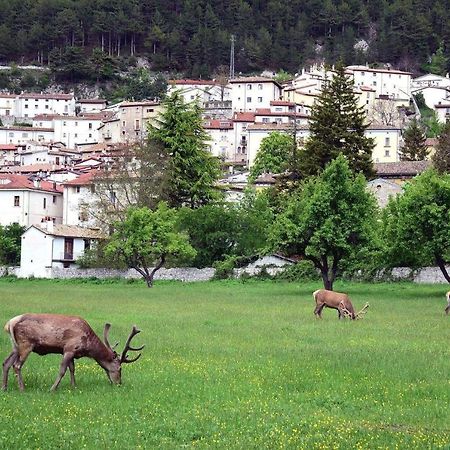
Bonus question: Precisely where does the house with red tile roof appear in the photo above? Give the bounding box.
[0,173,63,226]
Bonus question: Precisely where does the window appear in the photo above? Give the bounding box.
[385,149,390,157]
[258,97,263,103]
[22,133,28,138]
[45,105,49,109]
[75,122,78,126]
[35,105,38,109]
[91,185,96,194]
[147,108,154,113]
[63,121,66,126]
[5,110,9,116]
[262,118,269,123]
[25,104,28,109]
[122,121,126,127]
[246,97,252,103]
[76,186,80,193]
[43,198,46,209]
[385,137,390,147]
[14,196,20,207]
[53,195,57,204]
[88,133,92,138]
[135,119,140,130]
[247,84,252,89]
[258,84,263,90]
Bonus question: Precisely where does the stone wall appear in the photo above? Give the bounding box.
[1,265,450,284]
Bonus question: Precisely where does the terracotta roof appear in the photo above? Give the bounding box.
[374,161,431,177]
[435,103,450,108]
[0,174,62,192]
[33,224,106,239]
[19,93,74,100]
[0,93,16,98]
[203,119,233,129]
[63,170,98,186]
[247,123,309,131]
[270,100,295,106]
[3,163,65,174]
[0,144,17,151]
[233,112,256,122]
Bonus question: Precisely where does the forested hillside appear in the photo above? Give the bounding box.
[0,0,448,78]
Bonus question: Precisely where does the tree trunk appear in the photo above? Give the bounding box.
[436,255,450,283]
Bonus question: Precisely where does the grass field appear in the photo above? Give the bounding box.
[0,278,449,449]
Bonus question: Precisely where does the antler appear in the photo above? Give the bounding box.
[103,323,119,351]
[355,303,370,320]
[120,325,145,364]
[339,301,354,319]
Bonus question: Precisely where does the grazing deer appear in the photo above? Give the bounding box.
[313,289,369,320]
[2,314,144,391]
[445,291,450,315]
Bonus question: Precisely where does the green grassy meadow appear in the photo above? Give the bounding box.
[0,278,449,449]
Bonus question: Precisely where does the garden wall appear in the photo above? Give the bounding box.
[1,265,449,284]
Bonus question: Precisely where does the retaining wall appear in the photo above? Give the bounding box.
[1,265,449,284]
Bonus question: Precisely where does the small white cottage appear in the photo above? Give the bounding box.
[19,222,105,278]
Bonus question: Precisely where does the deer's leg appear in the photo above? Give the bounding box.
[2,349,18,391]
[51,352,74,391]
[314,303,325,318]
[13,347,32,391]
[68,359,75,387]
[445,304,450,315]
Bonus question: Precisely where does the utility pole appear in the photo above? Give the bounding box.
[229,35,235,79]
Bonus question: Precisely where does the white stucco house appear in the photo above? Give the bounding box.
[229,77,282,112]
[0,174,63,226]
[411,73,450,110]
[0,126,54,145]
[19,222,105,278]
[16,93,76,119]
[62,171,99,227]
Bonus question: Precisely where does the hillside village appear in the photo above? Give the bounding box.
[0,64,449,276]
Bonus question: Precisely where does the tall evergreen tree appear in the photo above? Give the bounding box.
[300,64,375,178]
[400,118,429,161]
[432,121,450,173]
[148,91,221,208]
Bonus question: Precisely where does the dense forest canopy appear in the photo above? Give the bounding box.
[0,0,448,78]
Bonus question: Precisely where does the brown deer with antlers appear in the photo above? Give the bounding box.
[2,314,144,391]
[313,289,369,320]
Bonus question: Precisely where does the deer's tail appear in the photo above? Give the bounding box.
[4,315,23,348]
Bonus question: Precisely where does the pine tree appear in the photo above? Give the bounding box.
[300,64,375,178]
[148,91,221,208]
[400,118,429,161]
[432,121,450,173]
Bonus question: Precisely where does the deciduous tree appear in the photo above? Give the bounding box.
[269,155,377,290]
[105,203,196,287]
[382,169,450,282]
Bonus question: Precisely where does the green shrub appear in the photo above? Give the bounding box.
[275,261,319,282]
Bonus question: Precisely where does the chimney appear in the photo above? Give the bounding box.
[46,219,54,233]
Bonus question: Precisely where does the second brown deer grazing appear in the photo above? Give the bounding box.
[313,289,369,320]
[445,291,450,315]
[2,314,144,391]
